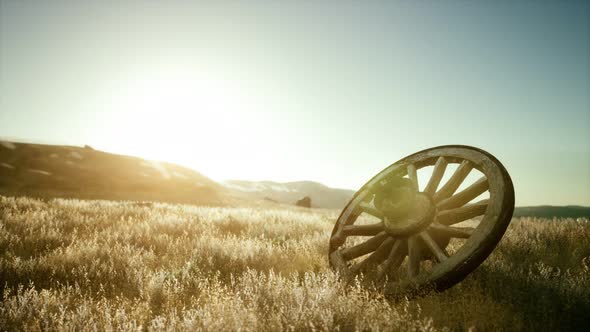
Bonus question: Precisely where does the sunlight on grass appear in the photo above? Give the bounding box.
[1,196,589,331]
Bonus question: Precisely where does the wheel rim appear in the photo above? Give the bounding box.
[329,145,515,293]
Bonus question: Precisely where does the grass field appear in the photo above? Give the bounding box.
[1,196,589,331]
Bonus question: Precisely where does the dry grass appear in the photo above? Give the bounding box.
[1,196,589,331]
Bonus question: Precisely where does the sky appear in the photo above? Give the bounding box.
[1,1,589,206]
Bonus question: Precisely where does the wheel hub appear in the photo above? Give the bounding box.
[373,177,435,237]
[382,193,435,236]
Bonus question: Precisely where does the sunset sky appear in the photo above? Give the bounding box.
[1,1,589,206]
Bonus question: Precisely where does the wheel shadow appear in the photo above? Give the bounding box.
[461,265,589,331]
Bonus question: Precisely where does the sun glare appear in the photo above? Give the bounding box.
[100,68,265,180]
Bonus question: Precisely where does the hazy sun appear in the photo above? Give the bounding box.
[100,68,265,180]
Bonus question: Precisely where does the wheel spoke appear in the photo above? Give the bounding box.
[436,199,489,225]
[343,222,384,237]
[358,202,385,220]
[350,237,395,273]
[437,176,488,210]
[419,232,448,262]
[429,223,474,239]
[424,157,448,196]
[407,236,421,278]
[433,160,473,203]
[341,232,389,261]
[377,239,407,279]
[407,164,419,191]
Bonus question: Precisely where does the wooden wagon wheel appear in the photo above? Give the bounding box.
[329,145,514,294]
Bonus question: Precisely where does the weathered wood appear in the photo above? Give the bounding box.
[377,239,407,279]
[407,236,421,278]
[343,222,384,236]
[436,199,489,225]
[350,237,395,274]
[419,231,448,262]
[330,250,346,271]
[328,145,515,295]
[433,160,473,203]
[341,232,389,261]
[407,164,419,191]
[429,223,474,239]
[358,202,385,220]
[424,157,448,196]
[329,232,346,248]
[437,176,488,210]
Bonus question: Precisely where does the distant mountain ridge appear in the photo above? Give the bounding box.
[514,206,590,219]
[223,180,355,209]
[0,140,228,205]
[1,140,588,215]
[224,180,590,217]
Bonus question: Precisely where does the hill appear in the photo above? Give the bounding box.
[2,140,588,214]
[223,180,355,209]
[514,205,590,219]
[0,140,227,205]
